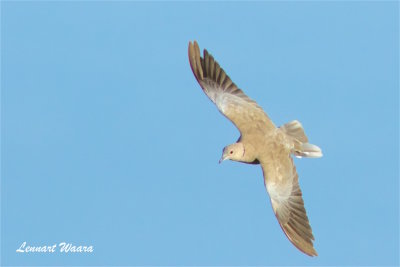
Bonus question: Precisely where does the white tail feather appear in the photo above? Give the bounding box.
[281,120,323,158]
[295,143,323,158]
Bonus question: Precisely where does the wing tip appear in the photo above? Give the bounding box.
[188,40,203,81]
[188,40,199,50]
[279,221,318,257]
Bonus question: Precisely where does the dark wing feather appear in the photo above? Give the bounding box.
[188,41,275,136]
[262,156,317,256]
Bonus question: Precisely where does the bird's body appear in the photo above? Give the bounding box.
[188,41,322,257]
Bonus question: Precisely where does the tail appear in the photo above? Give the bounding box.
[280,120,323,158]
[294,143,323,158]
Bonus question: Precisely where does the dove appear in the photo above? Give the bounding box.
[188,41,322,256]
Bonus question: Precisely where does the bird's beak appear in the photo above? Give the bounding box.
[219,155,227,164]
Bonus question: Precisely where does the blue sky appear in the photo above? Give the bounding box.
[1,1,398,266]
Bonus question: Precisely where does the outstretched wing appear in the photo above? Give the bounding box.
[188,41,275,136]
[262,155,317,256]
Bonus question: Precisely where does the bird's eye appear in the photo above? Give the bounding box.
[230,151,233,154]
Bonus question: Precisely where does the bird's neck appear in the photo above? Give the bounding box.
[238,142,259,164]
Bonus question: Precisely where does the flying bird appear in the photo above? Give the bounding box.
[188,41,322,257]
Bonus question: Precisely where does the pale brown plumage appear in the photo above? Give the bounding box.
[188,41,322,257]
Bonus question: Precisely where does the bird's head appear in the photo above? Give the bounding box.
[219,143,245,163]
